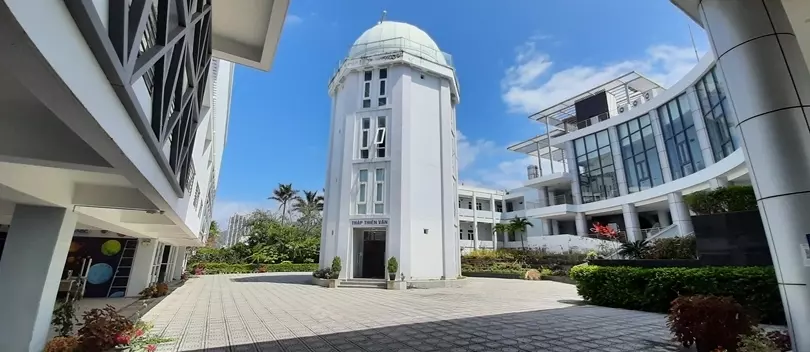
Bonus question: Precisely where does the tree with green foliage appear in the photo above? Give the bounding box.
[269,183,299,225]
[206,220,220,247]
[293,190,324,236]
[509,217,534,250]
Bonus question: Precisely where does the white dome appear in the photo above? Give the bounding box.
[348,21,448,66]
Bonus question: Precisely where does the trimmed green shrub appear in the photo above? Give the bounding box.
[188,262,318,274]
[684,185,757,215]
[569,265,783,323]
[330,256,342,279]
[645,235,697,260]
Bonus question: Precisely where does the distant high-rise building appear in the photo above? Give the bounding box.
[223,214,250,247]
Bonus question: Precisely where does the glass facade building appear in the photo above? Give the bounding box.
[696,68,738,160]
[617,115,664,193]
[657,94,705,180]
[574,130,618,203]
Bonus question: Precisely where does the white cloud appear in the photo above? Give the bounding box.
[212,199,278,224]
[502,39,705,115]
[286,14,303,25]
[457,131,497,171]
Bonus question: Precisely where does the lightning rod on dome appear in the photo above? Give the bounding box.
[378,10,387,24]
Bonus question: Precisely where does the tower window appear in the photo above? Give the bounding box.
[357,169,368,214]
[375,116,387,158]
[378,68,387,107]
[374,168,385,214]
[360,117,370,159]
[362,70,372,108]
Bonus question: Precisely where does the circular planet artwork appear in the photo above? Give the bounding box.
[101,240,121,256]
[87,263,113,285]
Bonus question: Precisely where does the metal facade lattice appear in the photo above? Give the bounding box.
[65,0,213,195]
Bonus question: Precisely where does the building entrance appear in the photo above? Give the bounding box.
[359,230,386,279]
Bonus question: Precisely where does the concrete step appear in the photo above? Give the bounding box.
[338,280,386,289]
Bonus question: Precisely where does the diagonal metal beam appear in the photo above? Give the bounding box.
[107,0,128,66]
[131,26,184,84]
[125,0,153,74]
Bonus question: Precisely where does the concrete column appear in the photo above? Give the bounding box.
[608,126,630,195]
[564,141,583,204]
[0,205,77,352]
[685,86,716,167]
[471,193,479,250]
[700,1,810,347]
[489,197,497,250]
[126,239,158,297]
[171,246,186,281]
[657,210,671,227]
[667,192,693,236]
[622,204,642,242]
[649,109,674,183]
[574,212,588,237]
[547,188,556,205]
[709,177,729,189]
[551,220,560,235]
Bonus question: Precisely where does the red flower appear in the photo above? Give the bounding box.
[146,344,157,352]
[135,329,144,337]
[114,333,131,345]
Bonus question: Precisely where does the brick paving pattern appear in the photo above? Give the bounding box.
[142,273,683,351]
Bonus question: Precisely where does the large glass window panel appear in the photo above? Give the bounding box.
[617,114,664,193]
[574,131,618,203]
[696,67,737,160]
[660,94,705,179]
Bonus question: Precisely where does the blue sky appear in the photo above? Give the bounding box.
[213,0,709,222]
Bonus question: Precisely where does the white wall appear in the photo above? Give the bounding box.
[503,235,619,253]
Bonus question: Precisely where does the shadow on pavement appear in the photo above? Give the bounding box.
[170,306,686,352]
[229,273,313,285]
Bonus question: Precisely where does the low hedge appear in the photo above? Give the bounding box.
[569,264,784,324]
[188,262,318,274]
[461,270,524,279]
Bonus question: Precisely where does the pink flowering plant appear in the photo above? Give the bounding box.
[113,320,173,351]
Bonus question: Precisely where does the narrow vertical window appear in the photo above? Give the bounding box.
[476,202,482,211]
[362,71,372,108]
[375,116,386,158]
[374,168,385,214]
[357,169,368,214]
[360,117,370,159]
[378,68,387,106]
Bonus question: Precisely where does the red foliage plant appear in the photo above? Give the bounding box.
[590,222,618,240]
[667,295,753,352]
[78,305,134,351]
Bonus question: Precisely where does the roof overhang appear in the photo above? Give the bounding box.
[211,0,289,71]
[670,0,702,26]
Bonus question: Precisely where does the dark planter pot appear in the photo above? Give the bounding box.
[388,273,396,281]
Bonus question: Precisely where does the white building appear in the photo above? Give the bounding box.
[0,0,288,350]
[320,20,461,281]
[221,213,250,247]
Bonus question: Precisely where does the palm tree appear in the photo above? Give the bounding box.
[618,240,650,259]
[293,190,324,214]
[493,223,510,246]
[269,183,298,225]
[509,217,534,250]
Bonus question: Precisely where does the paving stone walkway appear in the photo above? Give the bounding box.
[142,273,684,352]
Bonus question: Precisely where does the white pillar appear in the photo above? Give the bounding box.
[0,205,77,352]
[489,197,496,250]
[685,86,716,167]
[551,220,560,235]
[622,204,642,242]
[574,212,588,237]
[171,246,187,281]
[471,192,479,250]
[667,192,693,236]
[126,239,158,297]
[608,126,630,196]
[564,141,583,204]
[709,177,729,190]
[657,210,671,227]
[700,1,810,347]
[649,109,674,183]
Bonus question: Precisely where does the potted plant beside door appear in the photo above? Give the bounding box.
[386,257,405,290]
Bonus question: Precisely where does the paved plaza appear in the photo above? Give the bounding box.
[142,273,683,352]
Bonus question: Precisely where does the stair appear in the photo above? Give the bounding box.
[338,278,386,289]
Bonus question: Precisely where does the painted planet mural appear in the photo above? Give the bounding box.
[87,263,113,285]
[101,240,121,256]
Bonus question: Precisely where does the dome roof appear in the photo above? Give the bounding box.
[348,21,447,66]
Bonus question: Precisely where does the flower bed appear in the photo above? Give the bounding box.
[188,262,318,274]
[569,264,784,324]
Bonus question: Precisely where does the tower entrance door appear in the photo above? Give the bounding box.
[360,230,386,279]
